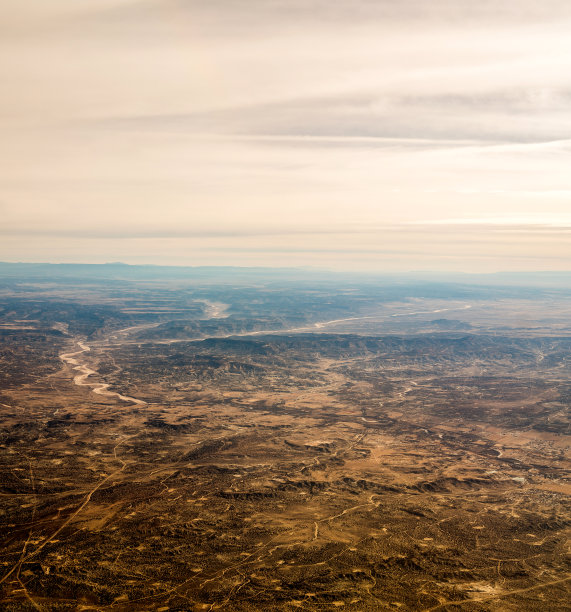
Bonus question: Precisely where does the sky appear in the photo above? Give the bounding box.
[1,0,571,272]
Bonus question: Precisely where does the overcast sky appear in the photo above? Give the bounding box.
[1,0,570,271]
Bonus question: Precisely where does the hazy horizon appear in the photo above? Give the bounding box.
[2,1,571,271]
[1,260,571,288]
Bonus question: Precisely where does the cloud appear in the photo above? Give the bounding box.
[84,1,571,30]
[1,1,571,270]
[100,85,571,144]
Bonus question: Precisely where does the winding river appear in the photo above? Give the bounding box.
[59,342,146,406]
[59,302,471,405]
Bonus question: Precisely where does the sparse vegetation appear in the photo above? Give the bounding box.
[0,274,569,610]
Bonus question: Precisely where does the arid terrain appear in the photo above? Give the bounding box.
[0,265,569,610]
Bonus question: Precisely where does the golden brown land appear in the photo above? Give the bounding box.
[0,274,569,610]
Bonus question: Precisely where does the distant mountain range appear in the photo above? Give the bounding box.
[0,261,570,288]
